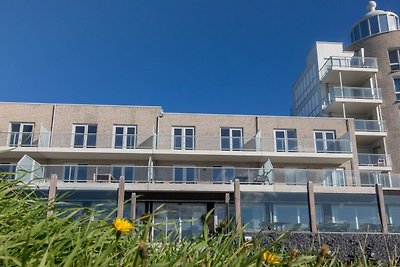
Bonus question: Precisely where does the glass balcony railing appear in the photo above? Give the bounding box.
[358,153,391,167]
[0,133,353,154]
[320,56,378,79]
[14,165,355,186]
[326,87,381,102]
[354,119,386,132]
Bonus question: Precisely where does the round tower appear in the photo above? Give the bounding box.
[346,1,400,172]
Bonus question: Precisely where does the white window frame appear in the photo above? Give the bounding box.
[220,128,243,151]
[314,130,336,153]
[8,122,34,147]
[112,165,135,182]
[274,129,297,152]
[113,125,137,149]
[172,127,195,150]
[72,124,97,148]
[63,164,88,182]
[212,166,235,183]
[173,165,197,183]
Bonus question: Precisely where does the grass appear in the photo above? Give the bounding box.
[0,178,397,266]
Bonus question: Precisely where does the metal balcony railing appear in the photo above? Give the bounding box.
[0,133,353,154]
[358,153,391,167]
[326,87,382,103]
[320,56,378,79]
[354,119,386,132]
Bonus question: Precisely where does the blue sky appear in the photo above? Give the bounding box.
[0,0,398,115]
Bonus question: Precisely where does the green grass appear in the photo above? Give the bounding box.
[0,179,396,266]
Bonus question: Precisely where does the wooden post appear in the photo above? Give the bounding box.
[307,181,317,233]
[375,184,388,234]
[234,179,241,229]
[117,177,125,218]
[47,174,57,217]
[131,193,137,220]
[225,192,230,222]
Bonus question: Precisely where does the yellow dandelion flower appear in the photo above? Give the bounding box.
[262,251,281,265]
[113,217,133,234]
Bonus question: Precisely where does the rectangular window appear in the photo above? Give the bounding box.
[314,130,336,153]
[212,166,235,183]
[220,128,243,151]
[274,129,297,152]
[73,124,97,148]
[112,165,135,182]
[113,125,136,149]
[173,127,195,150]
[0,163,17,180]
[389,49,400,71]
[9,123,34,147]
[63,164,88,182]
[173,166,196,183]
[394,78,400,101]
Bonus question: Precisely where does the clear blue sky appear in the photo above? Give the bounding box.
[0,0,398,115]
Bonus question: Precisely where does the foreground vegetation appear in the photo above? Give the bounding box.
[0,179,396,266]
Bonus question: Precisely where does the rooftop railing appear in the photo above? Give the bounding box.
[0,133,353,154]
[354,119,387,132]
[326,87,382,103]
[320,56,378,79]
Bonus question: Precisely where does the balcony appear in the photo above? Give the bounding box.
[358,153,392,171]
[320,56,378,86]
[322,87,382,114]
[354,119,386,132]
[354,120,387,144]
[0,133,353,164]
[16,165,358,187]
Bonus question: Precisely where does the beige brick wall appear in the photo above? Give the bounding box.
[347,31,400,172]
[52,104,161,148]
[0,103,54,146]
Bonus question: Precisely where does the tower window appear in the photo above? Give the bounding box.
[394,78,400,102]
[389,49,400,71]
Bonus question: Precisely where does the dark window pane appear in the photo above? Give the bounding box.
[221,128,229,137]
[232,129,242,137]
[287,130,297,138]
[88,125,97,134]
[369,16,379,34]
[379,15,389,32]
[77,166,87,181]
[125,167,134,181]
[127,127,136,135]
[87,134,96,148]
[174,128,182,135]
[186,168,195,182]
[174,168,183,182]
[389,50,398,64]
[221,137,230,151]
[74,134,84,148]
[75,126,85,134]
[114,135,123,148]
[11,123,20,132]
[115,127,124,134]
[112,167,122,180]
[354,24,361,41]
[174,136,182,150]
[275,131,284,138]
[360,19,369,38]
[213,167,222,183]
[185,136,194,150]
